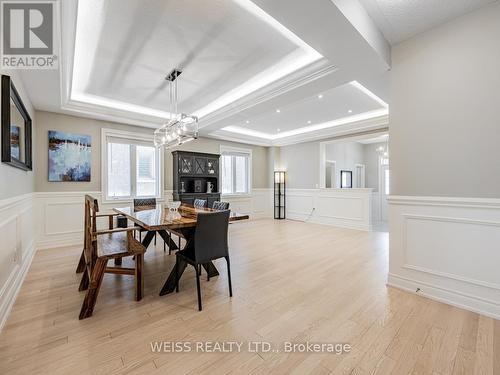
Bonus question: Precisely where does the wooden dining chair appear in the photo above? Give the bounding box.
[175,210,232,311]
[78,195,146,319]
[212,201,230,210]
[194,199,207,208]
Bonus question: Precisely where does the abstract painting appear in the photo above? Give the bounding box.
[10,125,20,160]
[48,130,91,181]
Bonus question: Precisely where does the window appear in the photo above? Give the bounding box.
[220,146,251,195]
[103,129,162,201]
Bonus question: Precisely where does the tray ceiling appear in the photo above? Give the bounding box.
[72,0,322,119]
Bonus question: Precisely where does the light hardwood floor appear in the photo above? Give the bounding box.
[0,219,498,374]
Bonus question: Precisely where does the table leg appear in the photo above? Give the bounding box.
[157,230,178,251]
[202,262,219,278]
[159,257,187,295]
[159,227,220,295]
[141,231,156,249]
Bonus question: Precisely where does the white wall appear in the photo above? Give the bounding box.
[363,142,385,191]
[279,141,320,189]
[389,2,500,319]
[0,71,36,330]
[390,2,500,199]
[0,71,35,199]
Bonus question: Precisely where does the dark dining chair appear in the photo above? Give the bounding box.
[175,210,232,311]
[133,198,159,248]
[212,201,230,210]
[194,199,207,208]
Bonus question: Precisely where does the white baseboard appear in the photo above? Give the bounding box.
[0,240,35,332]
[388,273,500,320]
[388,195,500,319]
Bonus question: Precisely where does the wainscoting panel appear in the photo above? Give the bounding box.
[35,189,273,250]
[286,189,373,230]
[388,195,500,319]
[0,193,35,331]
[35,192,100,250]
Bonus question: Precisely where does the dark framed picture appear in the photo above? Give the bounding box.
[1,75,32,171]
[340,170,352,188]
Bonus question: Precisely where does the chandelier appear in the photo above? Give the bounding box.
[154,69,198,148]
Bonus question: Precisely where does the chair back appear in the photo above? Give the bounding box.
[194,210,230,263]
[133,198,157,207]
[194,199,207,208]
[83,195,99,266]
[212,201,229,210]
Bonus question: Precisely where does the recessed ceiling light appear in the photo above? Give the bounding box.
[348,110,353,113]
[276,109,281,113]
[277,128,281,132]
[307,120,311,124]
[318,94,323,99]
[246,120,250,124]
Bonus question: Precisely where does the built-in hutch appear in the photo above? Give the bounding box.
[172,150,221,207]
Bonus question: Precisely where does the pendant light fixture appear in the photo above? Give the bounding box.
[154,69,198,148]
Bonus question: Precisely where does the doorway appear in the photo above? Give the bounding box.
[379,159,390,222]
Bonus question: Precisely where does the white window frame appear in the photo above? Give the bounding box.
[101,128,164,203]
[220,145,252,198]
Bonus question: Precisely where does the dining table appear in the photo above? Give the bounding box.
[113,203,249,295]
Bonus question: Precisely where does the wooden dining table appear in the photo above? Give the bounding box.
[113,203,249,295]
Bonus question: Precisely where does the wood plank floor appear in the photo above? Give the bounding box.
[0,219,498,374]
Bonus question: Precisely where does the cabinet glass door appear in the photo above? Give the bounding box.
[194,157,207,174]
[179,155,193,174]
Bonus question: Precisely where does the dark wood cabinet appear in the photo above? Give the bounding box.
[172,151,221,207]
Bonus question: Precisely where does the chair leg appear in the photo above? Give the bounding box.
[225,256,233,297]
[135,254,144,301]
[139,231,142,242]
[154,233,157,246]
[78,268,90,291]
[79,258,108,320]
[207,264,210,282]
[175,257,179,293]
[195,264,202,311]
[76,250,86,273]
[178,236,181,251]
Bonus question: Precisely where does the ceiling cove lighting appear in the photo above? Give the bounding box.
[154,69,198,149]
[221,81,388,141]
[71,0,323,121]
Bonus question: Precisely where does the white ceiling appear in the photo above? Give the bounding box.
[235,82,383,134]
[20,0,497,147]
[358,0,498,44]
[17,0,497,146]
[74,0,321,119]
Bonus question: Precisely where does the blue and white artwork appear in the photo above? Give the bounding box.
[10,125,20,160]
[48,130,91,182]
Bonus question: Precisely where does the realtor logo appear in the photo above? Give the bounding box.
[1,1,58,69]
